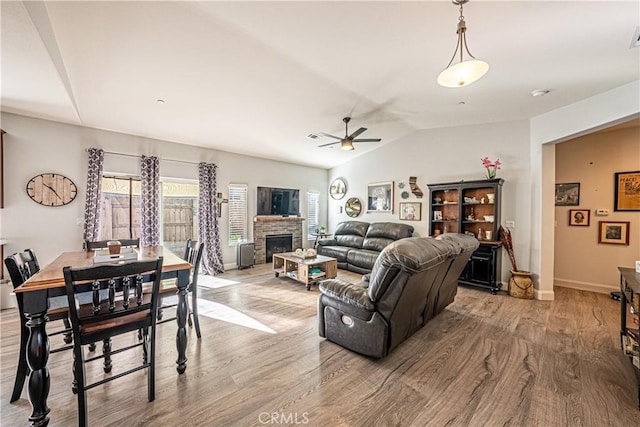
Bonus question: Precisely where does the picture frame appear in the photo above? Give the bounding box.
[433,210,442,221]
[598,221,630,245]
[399,202,421,221]
[367,181,393,213]
[555,182,580,206]
[614,170,640,211]
[568,209,590,226]
[329,177,347,200]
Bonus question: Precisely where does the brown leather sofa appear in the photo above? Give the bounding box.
[317,234,479,358]
[316,221,414,274]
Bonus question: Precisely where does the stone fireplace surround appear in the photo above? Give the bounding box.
[253,216,304,264]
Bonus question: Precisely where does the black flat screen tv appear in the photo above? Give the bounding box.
[257,186,300,216]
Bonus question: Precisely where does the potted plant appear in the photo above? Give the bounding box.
[498,225,534,299]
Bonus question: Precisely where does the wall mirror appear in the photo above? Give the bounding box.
[345,197,362,217]
[330,178,347,200]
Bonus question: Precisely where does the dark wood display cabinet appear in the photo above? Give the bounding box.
[428,178,504,294]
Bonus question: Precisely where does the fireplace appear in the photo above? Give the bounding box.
[265,234,293,263]
[252,216,304,265]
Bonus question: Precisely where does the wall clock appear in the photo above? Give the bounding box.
[26,173,77,207]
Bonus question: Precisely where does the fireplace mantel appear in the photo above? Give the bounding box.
[253,216,305,223]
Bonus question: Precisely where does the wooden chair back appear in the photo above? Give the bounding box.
[63,258,163,345]
[4,249,40,290]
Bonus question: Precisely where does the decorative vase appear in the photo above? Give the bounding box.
[508,270,533,299]
[485,167,497,179]
[486,193,495,204]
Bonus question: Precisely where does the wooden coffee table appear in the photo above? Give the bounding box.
[272,252,337,290]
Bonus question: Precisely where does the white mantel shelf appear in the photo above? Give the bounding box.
[253,216,305,223]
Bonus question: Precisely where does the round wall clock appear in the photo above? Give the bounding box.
[26,173,78,207]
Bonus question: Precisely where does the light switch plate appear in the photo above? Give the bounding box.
[506,220,515,228]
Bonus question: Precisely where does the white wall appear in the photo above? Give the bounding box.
[531,80,640,300]
[554,126,640,293]
[1,113,328,269]
[329,119,532,288]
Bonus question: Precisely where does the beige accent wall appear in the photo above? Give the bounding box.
[554,125,640,292]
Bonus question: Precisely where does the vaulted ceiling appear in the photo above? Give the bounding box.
[2,1,638,168]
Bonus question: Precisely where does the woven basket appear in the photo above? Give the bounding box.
[508,270,534,299]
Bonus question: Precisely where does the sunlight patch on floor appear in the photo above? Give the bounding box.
[198,275,240,289]
[163,296,276,334]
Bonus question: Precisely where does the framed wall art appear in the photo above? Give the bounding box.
[614,170,640,211]
[568,209,590,226]
[555,182,580,206]
[367,181,393,213]
[399,202,421,221]
[598,221,630,245]
[329,177,347,200]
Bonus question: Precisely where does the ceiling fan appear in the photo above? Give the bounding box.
[317,117,381,151]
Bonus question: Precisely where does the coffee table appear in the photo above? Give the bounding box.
[273,252,337,290]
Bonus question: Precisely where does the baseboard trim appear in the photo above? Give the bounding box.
[534,288,555,300]
[554,278,617,294]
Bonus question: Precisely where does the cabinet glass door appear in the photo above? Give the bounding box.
[461,186,496,241]
[431,188,459,235]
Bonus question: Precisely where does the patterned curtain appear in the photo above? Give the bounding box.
[83,148,104,244]
[140,155,160,246]
[198,162,224,274]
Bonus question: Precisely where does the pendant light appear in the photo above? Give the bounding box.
[437,0,489,88]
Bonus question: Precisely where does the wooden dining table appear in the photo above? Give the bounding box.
[14,246,192,427]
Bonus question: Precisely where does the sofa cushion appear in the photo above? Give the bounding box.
[316,245,351,263]
[319,279,375,312]
[362,222,414,251]
[346,249,380,270]
[333,221,369,249]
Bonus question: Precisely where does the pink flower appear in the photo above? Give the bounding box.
[481,157,501,169]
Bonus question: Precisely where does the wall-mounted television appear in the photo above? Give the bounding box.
[257,186,300,216]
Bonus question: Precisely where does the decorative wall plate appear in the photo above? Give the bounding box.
[401,191,410,199]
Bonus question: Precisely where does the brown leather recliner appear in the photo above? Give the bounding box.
[317,234,479,358]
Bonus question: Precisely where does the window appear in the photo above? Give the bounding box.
[99,176,198,256]
[307,192,320,240]
[228,184,248,245]
[99,176,141,240]
[161,181,199,255]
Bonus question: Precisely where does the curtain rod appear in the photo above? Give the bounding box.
[89,149,202,166]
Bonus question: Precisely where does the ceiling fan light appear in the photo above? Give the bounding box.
[437,59,489,88]
[341,141,354,151]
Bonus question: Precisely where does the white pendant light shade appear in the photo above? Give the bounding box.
[437,0,488,88]
[437,59,489,88]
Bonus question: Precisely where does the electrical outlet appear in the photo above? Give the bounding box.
[76,217,83,226]
[506,220,515,228]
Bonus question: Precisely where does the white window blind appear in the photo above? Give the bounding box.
[228,184,248,245]
[307,192,320,240]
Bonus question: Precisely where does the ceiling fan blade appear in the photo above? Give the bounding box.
[318,141,342,148]
[353,138,382,142]
[347,127,367,140]
[319,132,342,140]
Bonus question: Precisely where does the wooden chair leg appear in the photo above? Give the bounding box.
[103,338,112,373]
[10,324,29,402]
[148,327,156,402]
[74,347,89,427]
[63,318,73,344]
[191,291,201,339]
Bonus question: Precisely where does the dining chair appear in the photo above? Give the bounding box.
[156,239,204,338]
[5,249,74,402]
[84,238,140,251]
[63,257,163,427]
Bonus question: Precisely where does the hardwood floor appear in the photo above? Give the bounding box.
[2,265,639,426]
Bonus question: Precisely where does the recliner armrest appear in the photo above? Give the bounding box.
[319,279,375,311]
[317,238,337,247]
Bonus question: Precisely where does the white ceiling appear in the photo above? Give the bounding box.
[2,1,639,169]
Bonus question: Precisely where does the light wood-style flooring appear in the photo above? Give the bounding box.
[2,264,639,426]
